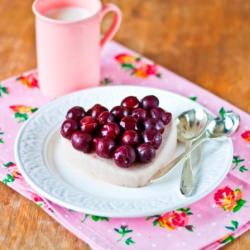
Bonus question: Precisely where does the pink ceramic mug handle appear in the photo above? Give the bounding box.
[100,3,122,47]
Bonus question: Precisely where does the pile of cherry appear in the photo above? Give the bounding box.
[60,95,172,168]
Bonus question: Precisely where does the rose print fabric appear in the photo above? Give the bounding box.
[146,208,194,232]
[214,186,246,213]
[0,41,250,250]
[115,53,161,78]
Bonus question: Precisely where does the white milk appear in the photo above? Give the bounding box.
[45,7,93,21]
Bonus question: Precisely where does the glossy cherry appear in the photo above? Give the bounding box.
[150,107,172,125]
[143,129,162,149]
[66,106,85,121]
[144,118,165,133]
[121,130,140,146]
[60,119,78,139]
[95,137,115,158]
[100,122,121,139]
[80,116,98,134]
[137,143,156,163]
[111,106,130,120]
[121,96,140,110]
[131,108,147,121]
[98,111,115,125]
[141,95,159,110]
[120,116,138,130]
[113,145,136,168]
[88,104,108,119]
[71,131,92,153]
[163,112,172,125]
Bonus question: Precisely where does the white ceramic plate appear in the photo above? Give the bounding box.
[15,86,233,218]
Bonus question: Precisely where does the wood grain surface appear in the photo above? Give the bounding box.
[0,0,249,249]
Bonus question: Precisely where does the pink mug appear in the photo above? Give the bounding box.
[32,0,122,98]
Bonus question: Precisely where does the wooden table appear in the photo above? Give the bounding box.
[0,0,249,249]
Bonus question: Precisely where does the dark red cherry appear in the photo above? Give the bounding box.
[60,119,78,139]
[163,112,172,125]
[100,122,121,139]
[131,108,147,121]
[121,96,140,110]
[144,118,165,133]
[121,130,140,146]
[113,145,136,168]
[141,95,159,110]
[137,143,156,163]
[98,111,115,125]
[143,129,162,149]
[120,116,138,130]
[80,116,98,134]
[150,107,164,119]
[88,104,108,119]
[93,137,98,147]
[71,131,92,153]
[150,107,172,125]
[66,106,85,121]
[95,137,115,158]
[111,106,130,120]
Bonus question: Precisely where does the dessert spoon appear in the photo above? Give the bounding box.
[176,109,209,196]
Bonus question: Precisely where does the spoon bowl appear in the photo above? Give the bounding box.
[207,113,240,138]
[176,108,209,143]
[224,111,241,134]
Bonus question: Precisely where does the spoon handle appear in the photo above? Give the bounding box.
[151,137,209,182]
[180,141,193,196]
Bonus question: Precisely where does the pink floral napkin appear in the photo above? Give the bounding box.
[0,41,250,250]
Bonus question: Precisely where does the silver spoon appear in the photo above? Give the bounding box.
[151,112,240,183]
[176,109,209,196]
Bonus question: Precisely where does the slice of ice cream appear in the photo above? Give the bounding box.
[58,121,177,187]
